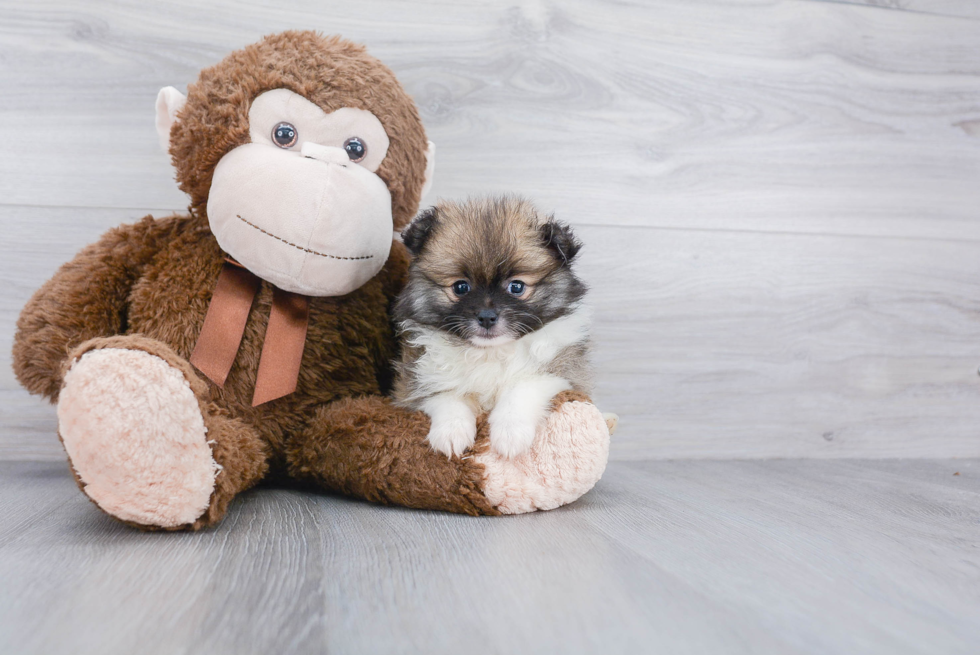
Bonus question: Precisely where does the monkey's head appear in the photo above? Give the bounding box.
[155,31,434,297]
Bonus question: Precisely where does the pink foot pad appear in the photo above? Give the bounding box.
[476,400,610,514]
[58,348,219,528]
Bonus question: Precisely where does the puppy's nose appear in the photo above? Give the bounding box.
[301,142,350,165]
[477,309,498,329]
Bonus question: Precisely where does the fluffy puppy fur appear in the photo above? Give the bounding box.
[393,196,593,458]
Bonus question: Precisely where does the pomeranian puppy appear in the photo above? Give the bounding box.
[393,195,593,459]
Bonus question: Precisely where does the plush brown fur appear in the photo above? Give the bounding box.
[13,208,431,526]
[287,396,499,516]
[12,32,599,530]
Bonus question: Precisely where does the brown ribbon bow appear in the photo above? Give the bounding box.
[190,260,310,406]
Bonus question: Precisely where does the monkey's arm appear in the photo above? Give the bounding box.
[286,390,610,516]
[286,395,500,515]
[12,215,182,401]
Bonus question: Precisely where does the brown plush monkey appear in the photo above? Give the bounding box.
[12,31,610,530]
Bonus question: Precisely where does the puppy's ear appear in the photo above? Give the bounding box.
[401,207,439,256]
[540,217,582,266]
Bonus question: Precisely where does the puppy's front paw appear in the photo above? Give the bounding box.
[488,412,538,459]
[427,416,477,458]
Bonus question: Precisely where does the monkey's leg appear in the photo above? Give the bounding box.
[58,336,268,530]
[285,391,610,515]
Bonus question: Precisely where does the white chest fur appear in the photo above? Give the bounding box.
[401,306,590,410]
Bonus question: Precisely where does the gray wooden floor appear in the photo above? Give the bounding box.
[1,459,978,655]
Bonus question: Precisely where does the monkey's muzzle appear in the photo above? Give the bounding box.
[207,143,393,297]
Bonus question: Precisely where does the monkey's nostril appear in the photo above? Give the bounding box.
[477,309,498,329]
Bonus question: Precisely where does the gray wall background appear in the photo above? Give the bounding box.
[1,0,979,461]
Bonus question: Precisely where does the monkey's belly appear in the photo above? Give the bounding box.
[122,221,393,452]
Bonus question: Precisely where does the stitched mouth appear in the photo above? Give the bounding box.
[236,215,374,261]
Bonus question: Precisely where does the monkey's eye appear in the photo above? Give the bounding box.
[343,137,367,163]
[272,122,298,148]
[451,280,471,296]
[507,280,527,297]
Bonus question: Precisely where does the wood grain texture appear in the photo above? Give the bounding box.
[808,0,980,20]
[4,206,980,460]
[1,459,978,654]
[2,0,980,460]
[0,0,977,238]
[583,225,980,459]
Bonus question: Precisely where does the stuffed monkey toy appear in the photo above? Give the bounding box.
[12,31,610,530]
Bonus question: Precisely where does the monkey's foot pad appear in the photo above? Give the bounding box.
[477,400,610,514]
[58,348,219,528]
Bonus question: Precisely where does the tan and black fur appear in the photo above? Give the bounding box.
[392,196,593,458]
[394,195,592,399]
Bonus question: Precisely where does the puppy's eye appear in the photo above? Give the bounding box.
[272,122,298,148]
[451,280,471,296]
[507,280,526,297]
[343,137,367,162]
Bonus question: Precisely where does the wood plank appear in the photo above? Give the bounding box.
[580,224,980,459]
[1,459,978,654]
[807,0,980,21]
[0,0,977,239]
[3,207,980,460]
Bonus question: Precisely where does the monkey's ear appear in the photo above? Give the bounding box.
[419,141,436,200]
[155,86,187,152]
[540,217,582,266]
[401,206,439,256]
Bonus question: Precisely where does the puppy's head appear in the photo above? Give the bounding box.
[396,195,586,347]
